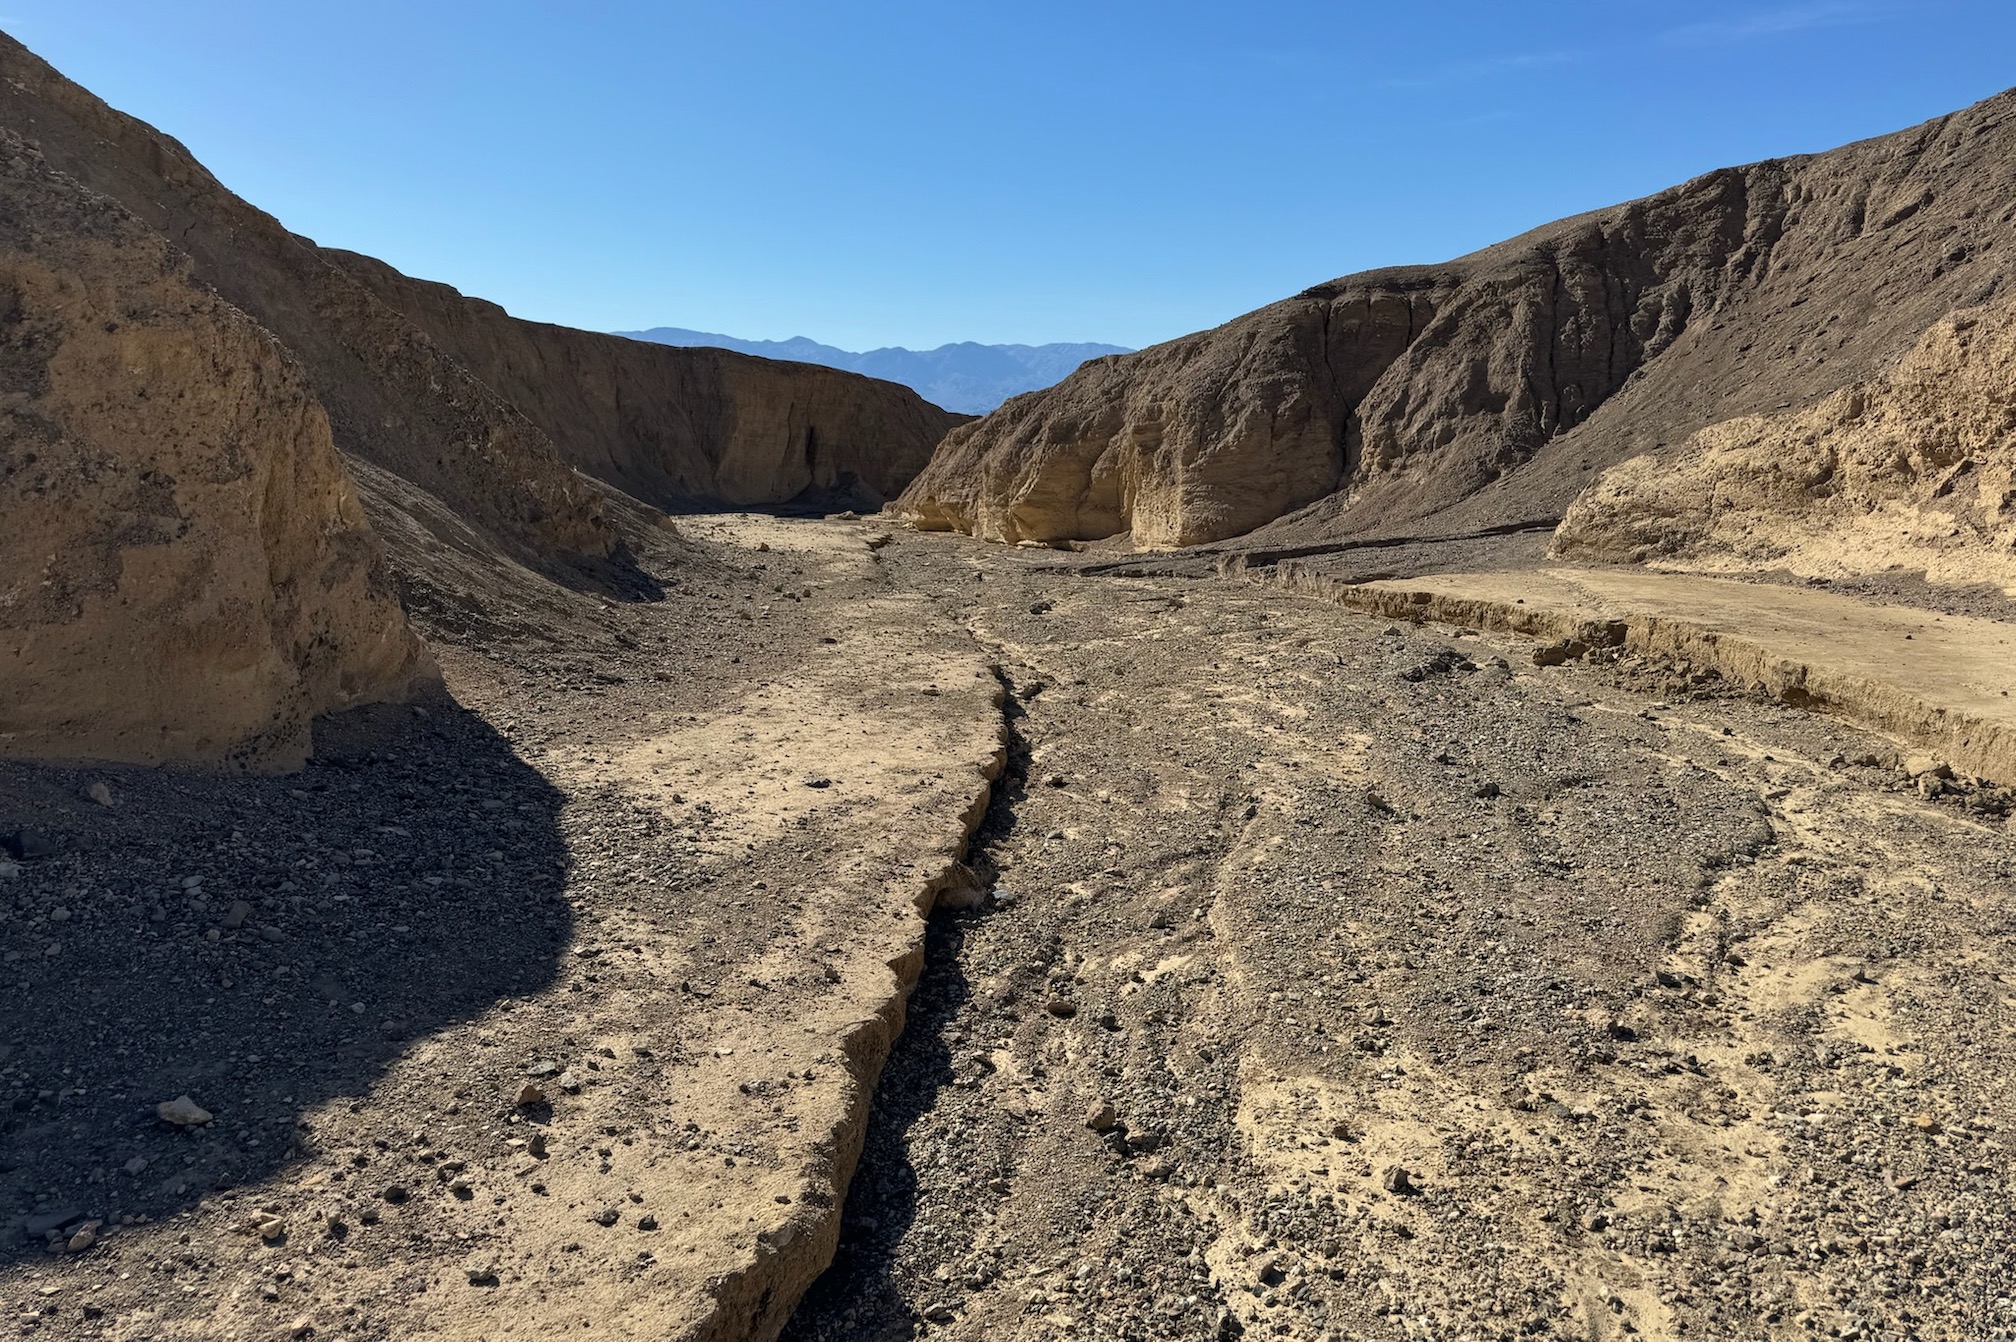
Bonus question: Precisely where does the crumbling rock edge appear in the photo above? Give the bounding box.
[1225,557,2016,788]
[691,686,1009,1342]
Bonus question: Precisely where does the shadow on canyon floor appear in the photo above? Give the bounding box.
[0,692,573,1261]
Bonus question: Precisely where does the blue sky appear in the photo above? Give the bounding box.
[8,2,2014,349]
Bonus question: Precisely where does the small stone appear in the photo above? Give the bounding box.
[1903,754,1952,780]
[514,1083,547,1108]
[1044,999,1077,1019]
[289,1316,316,1338]
[156,1095,213,1127]
[4,829,55,861]
[1381,1164,1416,1196]
[222,900,253,929]
[1084,1100,1118,1132]
[465,1258,499,1286]
[637,1214,659,1231]
[256,1214,286,1241]
[801,775,833,789]
[86,781,114,807]
[24,1208,85,1237]
[593,1207,620,1226]
[381,1185,409,1204]
[1043,773,1068,788]
[65,1223,99,1253]
[122,1156,148,1176]
[557,1070,582,1094]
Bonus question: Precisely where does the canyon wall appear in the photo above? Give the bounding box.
[0,32,959,564]
[902,89,2016,550]
[1555,299,2016,594]
[0,132,430,769]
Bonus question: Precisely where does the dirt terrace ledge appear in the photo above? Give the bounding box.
[1235,562,2016,786]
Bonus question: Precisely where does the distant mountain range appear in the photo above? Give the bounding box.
[611,327,1132,414]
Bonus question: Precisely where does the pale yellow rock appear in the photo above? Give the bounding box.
[0,133,432,770]
[155,1095,212,1127]
[1556,300,2016,596]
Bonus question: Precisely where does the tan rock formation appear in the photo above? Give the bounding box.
[0,134,431,769]
[0,33,961,548]
[0,34,615,565]
[331,252,964,510]
[1554,300,2016,593]
[902,88,2016,551]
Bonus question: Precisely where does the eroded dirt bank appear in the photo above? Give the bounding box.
[787,537,2016,1342]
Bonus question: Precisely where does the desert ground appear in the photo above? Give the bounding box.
[9,513,2016,1342]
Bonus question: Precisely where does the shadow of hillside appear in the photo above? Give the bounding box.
[0,690,572,1260]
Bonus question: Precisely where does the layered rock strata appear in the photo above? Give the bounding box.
[1555,300,2016,594]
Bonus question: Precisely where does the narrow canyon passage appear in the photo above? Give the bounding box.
[5,517,2014,1342]
[791,535,2016,1342]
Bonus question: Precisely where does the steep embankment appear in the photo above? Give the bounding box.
[902,87,2016,550]
[1555,298,2016,593]
[333,253,963,510]
[0,131,430,768]
[0,32,960,555]
[0,33,614,564]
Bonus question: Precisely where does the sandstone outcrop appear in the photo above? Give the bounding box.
[902,87,2016,550]
[1554,300,2016,593]
[0,32,959,562]
[0,133,430,769]
[0,34,614,565]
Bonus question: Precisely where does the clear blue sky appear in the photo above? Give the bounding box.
[8,2,2014,349]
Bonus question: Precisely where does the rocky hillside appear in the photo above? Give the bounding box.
[901,87,2016,550]
[0,131,431,769]
[333,254,963,510]
[0,33,960,557]
[1555,297,2016,593]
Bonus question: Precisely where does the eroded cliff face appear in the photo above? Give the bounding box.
[0,134,432,769]
[902,89,2016,549]
[0,32,959,561]
[0,34,616,566]
[329,252,963,510]
[1554,299,2016,594]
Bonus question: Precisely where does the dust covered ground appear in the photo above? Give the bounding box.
[787,535,2016,1342]
[5,518,2016,1341]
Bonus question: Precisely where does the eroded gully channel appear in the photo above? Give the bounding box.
[784,530,2016,1342]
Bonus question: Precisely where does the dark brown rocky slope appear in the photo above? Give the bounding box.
[0,32,960,566]
[901,87,2016,550]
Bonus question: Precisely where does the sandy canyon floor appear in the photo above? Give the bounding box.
[6,516,2016,1342]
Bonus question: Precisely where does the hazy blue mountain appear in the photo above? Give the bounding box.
[611,327,1132,414]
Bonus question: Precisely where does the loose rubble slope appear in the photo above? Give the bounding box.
[1556,298,2016,594]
